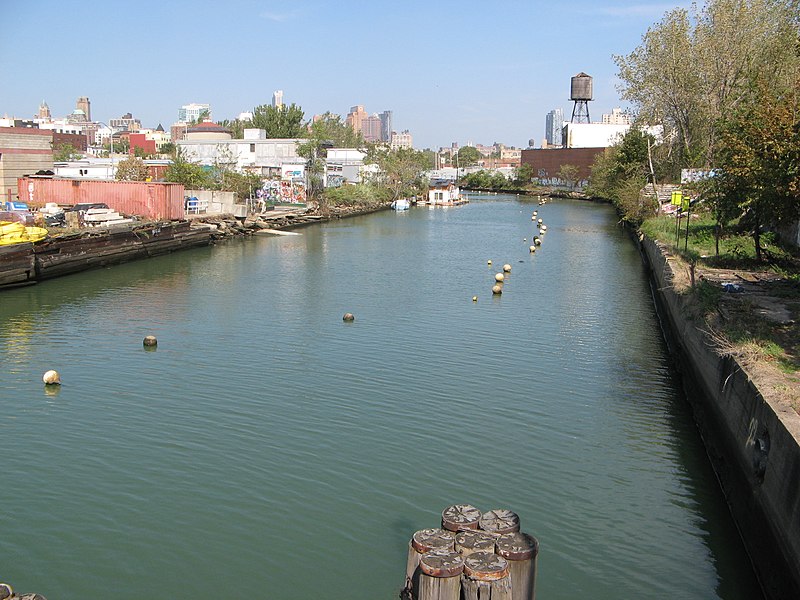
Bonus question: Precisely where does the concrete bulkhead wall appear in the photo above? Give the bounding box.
[640,237,800,600]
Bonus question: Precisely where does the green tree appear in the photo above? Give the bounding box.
[615,0,799,175]
[298,113,366,205]
[53,142,82,161]
[250,103,306,138]
[115,156,149,181]
[715,72,800,261]
[221,170,263,201]
[513,163,534,187]
[164,148,214,189]
[218,119,246,139]
[455,146,481,168]
[369,147,429,200]
[557,164,580,189]
[587,127,660,224]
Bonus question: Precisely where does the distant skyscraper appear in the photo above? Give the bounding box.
[272,90,284,109]
[602,107,631,125]
[362,114,383,142]
[346,105,368,134]
[178,103,211,123]
[379,110,392,142]
[76,97,91,122]
[545,108,564,147]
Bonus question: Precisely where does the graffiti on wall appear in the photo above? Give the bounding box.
[256,179,306,205]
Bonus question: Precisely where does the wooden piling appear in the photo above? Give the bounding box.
[479,509,520,534]
[455,529,497,557]
[496,531,539,600]
[462,551,513,600]
[441,504,482,532]
[405,528,455,597]
[417,549,464,600]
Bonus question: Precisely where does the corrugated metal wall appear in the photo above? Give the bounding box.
[17,178,186,220]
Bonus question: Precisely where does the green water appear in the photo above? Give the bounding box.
[0,195,761,599]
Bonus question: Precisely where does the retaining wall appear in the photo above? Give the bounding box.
[641,237,800,600]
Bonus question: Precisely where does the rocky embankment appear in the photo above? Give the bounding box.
[193,203,391,240]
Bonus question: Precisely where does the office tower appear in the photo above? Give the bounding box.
[545,108,564,147]
[272,90,284,109]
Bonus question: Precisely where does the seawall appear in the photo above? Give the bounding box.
[640,236,800,600]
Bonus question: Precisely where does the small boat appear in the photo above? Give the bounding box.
[391,199,410,211]
[0,221,49,246]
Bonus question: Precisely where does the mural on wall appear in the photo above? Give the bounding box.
[255,178,306,206]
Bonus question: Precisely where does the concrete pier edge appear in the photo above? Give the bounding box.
[638,234,800,600]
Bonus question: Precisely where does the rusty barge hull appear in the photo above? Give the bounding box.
[0,222,214,289]
[0,243,37,288]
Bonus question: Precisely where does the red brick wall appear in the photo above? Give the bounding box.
[520,147,606,181]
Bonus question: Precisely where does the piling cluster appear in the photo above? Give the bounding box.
[403,504,539,600]
[0,582,47,600]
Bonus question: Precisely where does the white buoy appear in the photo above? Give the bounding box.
[143,335,157,347]
[503,264,512,273]
[531,216,536,221]
[537,218,543,224]
[472,296,478,302]
[492,284,503,295]
[42,370,61,385]
[495,273,505,282]
[529,245,536,253]
[534,237,541,246]
[533,211,538,216]
[487,259,492,265]
[541,225,547,232]
[343,313,355,322]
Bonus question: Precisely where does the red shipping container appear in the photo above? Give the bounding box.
[17,177,186,220]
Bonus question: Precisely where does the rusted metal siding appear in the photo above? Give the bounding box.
[17,177,186,220]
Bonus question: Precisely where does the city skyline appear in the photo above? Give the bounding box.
[3,0,692,149]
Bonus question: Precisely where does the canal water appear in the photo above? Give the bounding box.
[0,195,761,599]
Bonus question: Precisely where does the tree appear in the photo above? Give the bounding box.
[298,113,366,204]
[587,127,660,224]
[615,0,800,176]
[455,146,481,168]
[53,142,82,161]
[217,118,246,139]
[513,163,534,187]
[115,156,149,181]
[369,147,429,200]
[250,103,306,138]
[557,164,580,189]
[164,147,214,189]
[714,72,800,260]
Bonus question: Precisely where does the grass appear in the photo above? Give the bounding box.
[642,209,800,407]
[640,212,799,269]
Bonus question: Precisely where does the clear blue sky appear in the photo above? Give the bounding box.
[2,0,690,149]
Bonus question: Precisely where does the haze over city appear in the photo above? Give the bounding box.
[3,0,691,149]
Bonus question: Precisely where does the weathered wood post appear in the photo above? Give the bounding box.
[496,531,539,600]
[417,549,464,600]
[441,504,481,532]
[404,528,455,598]
[462,551,513,600]
[455,529,497,557]
[479,509,520,534]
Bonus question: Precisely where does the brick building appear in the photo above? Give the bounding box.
[519,147,605,184]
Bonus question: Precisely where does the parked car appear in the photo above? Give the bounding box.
[1,201,36,225]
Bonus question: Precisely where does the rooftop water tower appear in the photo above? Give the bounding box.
[570,72,593,123]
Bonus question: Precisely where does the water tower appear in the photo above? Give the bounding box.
[570,72,593,123]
